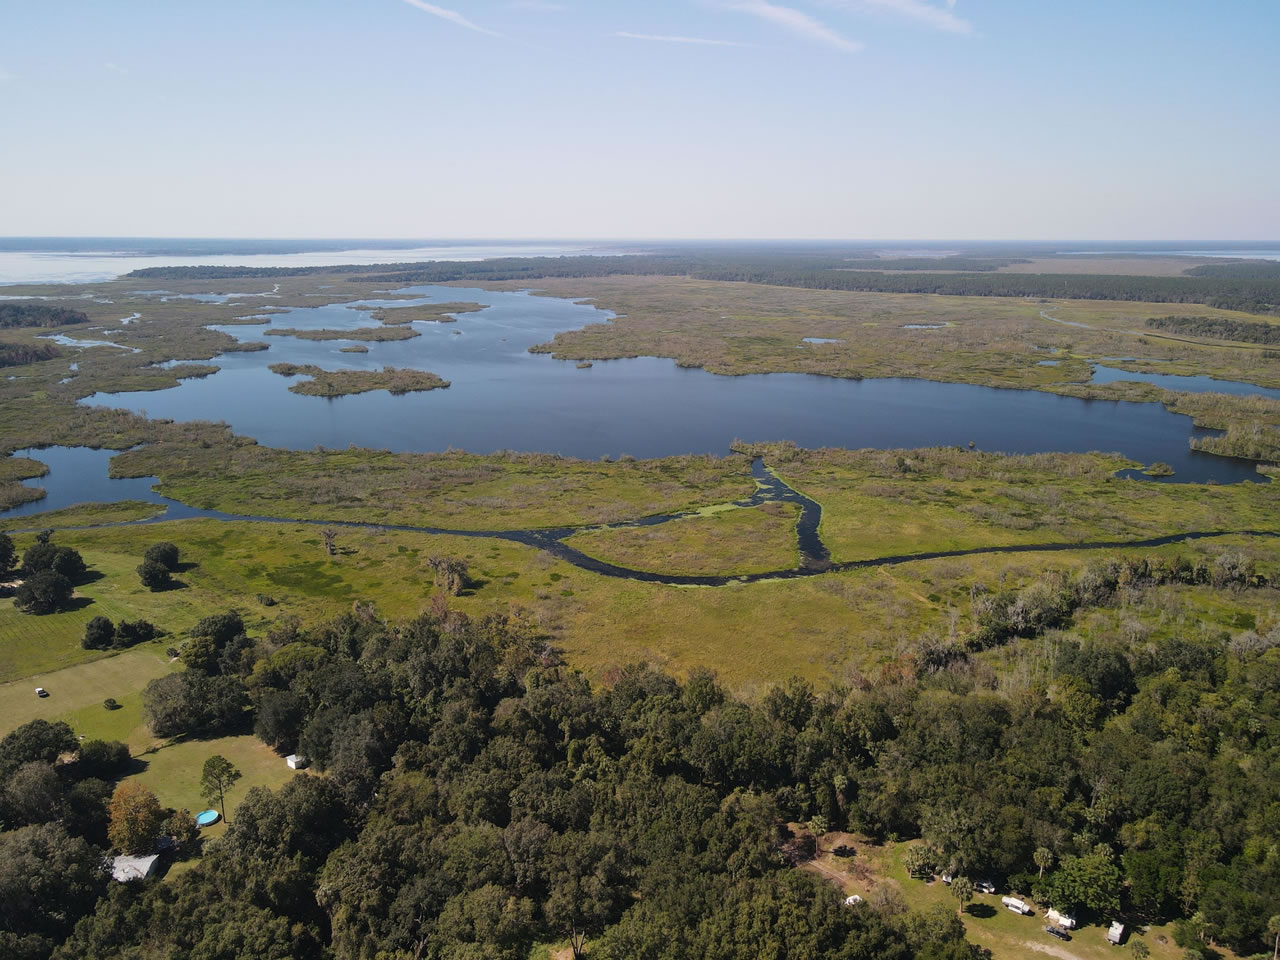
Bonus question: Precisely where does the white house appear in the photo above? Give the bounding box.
[286,754,309,770]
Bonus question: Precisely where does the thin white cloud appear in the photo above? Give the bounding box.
[104,62,129,75]
[618,31,749,47]
[0,68,13,82]
[726,0,862,52]
[839,0,972,35]
[400,0,502,37]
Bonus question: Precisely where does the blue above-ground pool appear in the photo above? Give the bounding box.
[196,809,221,827]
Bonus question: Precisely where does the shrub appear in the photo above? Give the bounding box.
[114,619,158,649]
[103,698,120,711]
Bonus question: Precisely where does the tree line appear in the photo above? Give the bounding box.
[125,255,1280,315]
[0,303,90,328]
[0,343,62,368]
[1145,313,1280,345]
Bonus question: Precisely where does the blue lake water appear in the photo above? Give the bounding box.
[1090,363,1280,400]
[3,447,213,521]
[73,284,1272,484]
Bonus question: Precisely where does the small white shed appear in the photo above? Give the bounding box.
[286,754,309,770]
[1107,921,1125,945]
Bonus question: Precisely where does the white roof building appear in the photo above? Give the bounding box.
[111,853,160,882]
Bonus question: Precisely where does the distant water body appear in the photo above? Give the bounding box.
[1061,248,1280,261]
[0,238,633,285]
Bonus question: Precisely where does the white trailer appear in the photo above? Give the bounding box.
[1107,921,1125,945]
[1047,908,1077,930]
[1002,896,1031,915]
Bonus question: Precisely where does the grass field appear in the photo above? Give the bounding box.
[0,645,176,744]
[129,733,297,826]
[565,501,801,575]
[743,445,1280,564]
[805,834,1243,960]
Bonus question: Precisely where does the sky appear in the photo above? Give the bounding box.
[1,0,1278,241]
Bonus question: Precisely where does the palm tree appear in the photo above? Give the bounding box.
[1034,846,1054,879]
[950,876,974,916]
[1267,913,1280,960]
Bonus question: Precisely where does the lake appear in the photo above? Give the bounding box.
[0,239,629,286]
[78,284,1271,484]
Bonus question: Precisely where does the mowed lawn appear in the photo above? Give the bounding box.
[0,645,176,746]
[804,835,1244,960]
[129,734,298,829]
[0,538,225,682]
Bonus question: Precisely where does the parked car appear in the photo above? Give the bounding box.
[35,687,49,698]
[1046,925,1071,942]
[975,880,996,894]
[844,895,863,906]
[940,873,952,885]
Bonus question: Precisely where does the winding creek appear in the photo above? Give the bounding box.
[4,447,1277,587]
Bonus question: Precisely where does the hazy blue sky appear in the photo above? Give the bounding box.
[2,0,1277,239]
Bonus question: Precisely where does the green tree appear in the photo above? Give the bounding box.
[0,823,106,950]
[164,808,201,855]
[136,558,172,591]
[1267,914,1280,960]
[107,781,164,855]
[201,754,242,820]
[0,719,77,777]
[143,541,180,571]
[82,615,115,650]
[545,832,628,960]
[13,569,73,614]
[904,844,936,879]
[428,555,470,595]
[23,541,85,579]
[1038,851,1123,915]
[1129,940,1150,959]
[0,531,15,576]
[950,876,974,916]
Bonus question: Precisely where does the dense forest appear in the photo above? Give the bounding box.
[836,258,1028,272]
[126,256,1280,315]
[0,342,62,368]
[1145,314,1280,345]
[0,303,90,328]
[1185,262,1280,280]
[3,548,1279,960]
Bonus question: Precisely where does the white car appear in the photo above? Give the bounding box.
[940,873,952,885]
[976,880,996,894]
[844,895,863,906]
[34,687,49,698]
